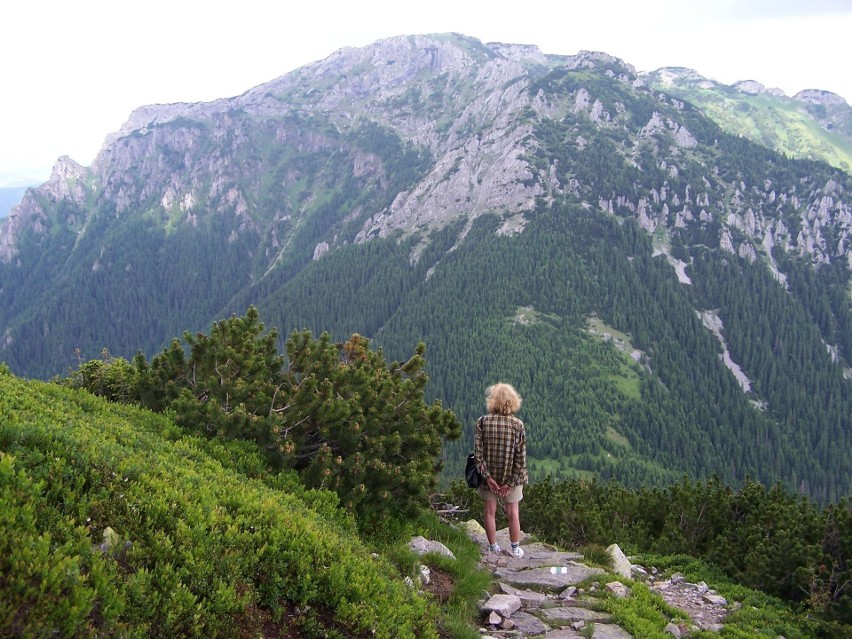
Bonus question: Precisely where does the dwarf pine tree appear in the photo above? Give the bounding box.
[282,331,461,522]
[134,306,286,448]
[86,307,461,525]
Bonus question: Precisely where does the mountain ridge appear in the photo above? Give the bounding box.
[643,66,852,173]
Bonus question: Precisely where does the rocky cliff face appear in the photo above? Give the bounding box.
[0,36,570,266]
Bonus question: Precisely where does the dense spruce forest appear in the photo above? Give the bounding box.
[238,202,850,503]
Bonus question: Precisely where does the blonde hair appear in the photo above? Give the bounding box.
[486,383,522,415]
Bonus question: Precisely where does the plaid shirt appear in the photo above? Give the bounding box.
[474,413,527,487]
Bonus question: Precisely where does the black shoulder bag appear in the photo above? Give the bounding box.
[465,452,484,488]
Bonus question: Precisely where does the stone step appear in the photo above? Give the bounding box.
[494,562,606,591]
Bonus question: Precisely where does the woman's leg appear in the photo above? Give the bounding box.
[483,497,498,545]
[506,500,521,544]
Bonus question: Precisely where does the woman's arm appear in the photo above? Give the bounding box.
[510,422,527,485]
[474,417,490,480]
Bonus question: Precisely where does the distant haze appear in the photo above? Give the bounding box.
[0,187,30,218]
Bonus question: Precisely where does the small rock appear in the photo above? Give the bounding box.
[409,535,456,560]
[702,593,727,606]
[606,581,630,598]
[419,564,431,585]
[670,572,686,584]
[487,611,502,626]
[499,617,515,630]
[702,622,725,632]
[98,526,120,554]
[664,622,681,637]
[572,620,586,630]
[461,519,486,536]
[631,564,649,579]
[482,594,521,617]
[559,585,578,599]
[696,580,709,593]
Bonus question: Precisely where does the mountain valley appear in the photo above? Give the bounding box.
[1,33,850,502]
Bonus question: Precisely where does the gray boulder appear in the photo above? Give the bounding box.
[408,535,455,560]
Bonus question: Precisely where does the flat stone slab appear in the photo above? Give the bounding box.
[499,582,549,605]
[592,623,634,638]
[522,541,564,553]
[495,562,605,591]
[506,550,585,571]
[509,610,549,636]
[702,593,727,606]
[540,606,610,624]
[545,630,583,638]
[468,527,524,547]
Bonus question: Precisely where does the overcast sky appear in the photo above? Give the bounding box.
[1,0,850,187]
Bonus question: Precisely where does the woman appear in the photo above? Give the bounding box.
[474,382,527,556]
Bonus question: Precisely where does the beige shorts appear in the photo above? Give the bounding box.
[478,484,524,503]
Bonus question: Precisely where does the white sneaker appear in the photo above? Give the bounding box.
[489,544,502,553]
[511,545,524,557]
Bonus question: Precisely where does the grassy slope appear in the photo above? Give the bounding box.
[0,366,439,638]
[650,85,852,174]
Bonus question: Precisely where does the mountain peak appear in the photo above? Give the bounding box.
[794,89,849,107]
[47,155,87,191]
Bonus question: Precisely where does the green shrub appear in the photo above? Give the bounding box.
[0,453,124,638]
[61,348,140,404]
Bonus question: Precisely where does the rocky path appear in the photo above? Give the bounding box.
[454,522,732,638]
